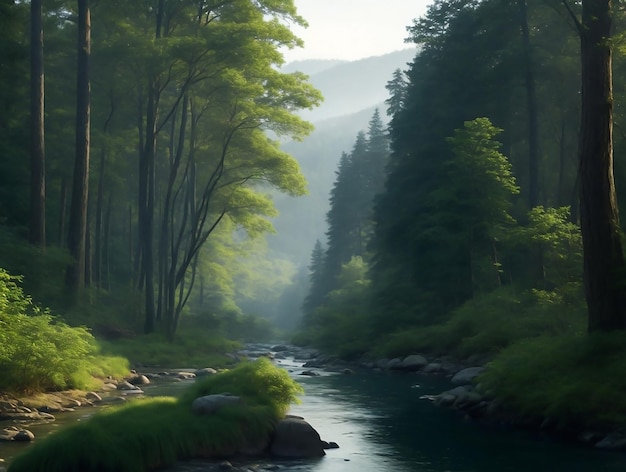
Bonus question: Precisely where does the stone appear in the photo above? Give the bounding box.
[451,367,485,385]
[177,371,197,380]
[127,374,151,386]
[117,380,141,390]
[387,358,403,369]
[86,392,102,402]
[195,367,218,377]
[271,344,290,352]
[191,394,241,415]
[270,417,325,458]
[300,370,320,377]
[400,354,428,371]
[422,363,442,373]
[14,430,35,442]
[595,433,626,450]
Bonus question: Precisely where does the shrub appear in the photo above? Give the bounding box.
[0,268,129,393]
[479,332,626,430]
[374,285,585,359]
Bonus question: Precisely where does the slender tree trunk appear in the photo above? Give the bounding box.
[29,0,45,248]
[518,0,540,209]
[103,193,112,291]
[66,0,91,293]
[579,0,626,331]
[58,177,67,245]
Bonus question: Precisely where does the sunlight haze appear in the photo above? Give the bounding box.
[282,0,432,63]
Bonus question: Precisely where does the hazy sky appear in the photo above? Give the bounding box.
[281,0,432,63]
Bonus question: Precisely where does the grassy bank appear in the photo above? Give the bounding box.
[8,358,302,472]
[478,332,626,432]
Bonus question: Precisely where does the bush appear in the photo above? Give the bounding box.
[0,268,129,393]
[8,359,303,472]
[479,332,626,430]
[374,285,585,359]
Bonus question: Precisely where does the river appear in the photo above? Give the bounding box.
[2,356,626,471]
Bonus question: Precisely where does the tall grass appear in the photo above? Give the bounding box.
[8,358,303,472]
[479,332,626,431]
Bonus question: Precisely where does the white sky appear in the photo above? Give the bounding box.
[281,0,433,63]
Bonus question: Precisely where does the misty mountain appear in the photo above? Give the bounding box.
[281,58,347,75]
[268,48,418,265]
[291,48,416,123]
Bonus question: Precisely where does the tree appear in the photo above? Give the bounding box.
[574,0,626,331]
[65,0,91,293]
[29,0,45,248]
[441,117,519,295]
[302,239,326,316]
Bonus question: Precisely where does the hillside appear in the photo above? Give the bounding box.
[268,48,417,265]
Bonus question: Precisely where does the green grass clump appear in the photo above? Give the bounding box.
[479,332,626,431]
[8,358,303,472]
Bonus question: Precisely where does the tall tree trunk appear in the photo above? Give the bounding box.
[66,0,91,292]
[578,0,626,331]
[29,0,45,248]
[58,177,67,245]
[140,0,165,333]
[94,100,114,288]
[518,0,540,209]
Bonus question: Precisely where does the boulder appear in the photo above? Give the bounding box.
[127,374,151,386]
[14,430,35,442]
[117,380,141,391]
[195,367,218,377]
[422,363,442,373]
[86,392,102,402]
[271,344,290,352]
[191,394,241,415]
[400,354,428,371]
[270,417,325,458]
[451,367,485,385]
[595,433,626,450]
[177,371,197,380]
[300,370,320,377]
[387,358,403,370]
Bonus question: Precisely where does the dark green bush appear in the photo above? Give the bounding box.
[374,285,585,359]
[479,332,626,430]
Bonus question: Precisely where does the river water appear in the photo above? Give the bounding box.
[2,356,626,471]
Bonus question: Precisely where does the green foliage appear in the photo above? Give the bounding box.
[373,285,585,359]
[479,332,626,430]
[0,268,129,393]
[298,256,373,358]
[100,331,241,369]
[180,358,303,417]
[8,359,302,472]
[0,226,73,308]
[506,206,582,288]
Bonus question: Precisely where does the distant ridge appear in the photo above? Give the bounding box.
[269,48,418,264]
[292,48,417,123]
[281,59,347,75]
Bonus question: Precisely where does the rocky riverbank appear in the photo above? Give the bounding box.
[1,352,339,472]
[262,343,626,454]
